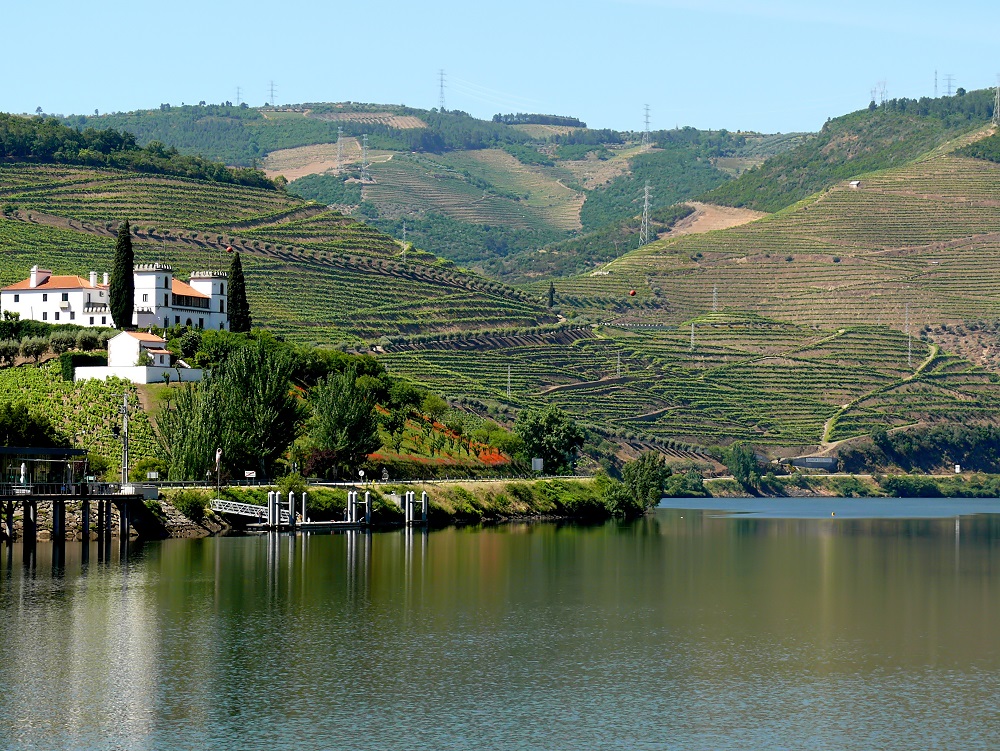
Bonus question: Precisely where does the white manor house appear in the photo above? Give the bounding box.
[0,263,229,330]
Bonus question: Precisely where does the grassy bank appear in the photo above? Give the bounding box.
[165,477,607,528]
[707,473,1000,498]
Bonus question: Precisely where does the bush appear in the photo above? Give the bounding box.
[58,351,108,381]
[130,457,168,482]
[19,336,49,362]
[75,329,100,351]
[0,339,18,367]
[172,489,210,522]
[48,330,78,354]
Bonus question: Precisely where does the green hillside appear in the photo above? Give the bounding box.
[704,90,996,212]
[0,163,556,344]
[60,104,798,276]
[381,313,1000,452]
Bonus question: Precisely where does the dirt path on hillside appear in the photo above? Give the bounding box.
[263,141,362,180]
[666,202,767,237]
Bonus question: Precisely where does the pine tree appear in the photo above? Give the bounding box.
[109,220,134,329]
[548,281,555,309]
[227,251,252,332]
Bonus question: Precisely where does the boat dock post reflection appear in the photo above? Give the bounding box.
[346,529,371,601]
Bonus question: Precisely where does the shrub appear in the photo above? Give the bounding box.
[0,339,18,366]
[48,330,78,354]
[19,336,49,362]
[75,329,100,351]
[172,489,210,522]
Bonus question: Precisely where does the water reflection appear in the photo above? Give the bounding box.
[1,511,999,750]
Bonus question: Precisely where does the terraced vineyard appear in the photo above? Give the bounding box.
[381,314,1000,452]
[0,161,558,344]
[552,148,1000,329]
[364,156,550,231]
[0,361,158,472]
[428,149,583,231]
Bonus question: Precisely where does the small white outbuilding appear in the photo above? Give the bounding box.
[75,331,203,384]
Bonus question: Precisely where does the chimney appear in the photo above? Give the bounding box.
[102,272,109,286]
[29,266,51,288]
[89,271,98,287]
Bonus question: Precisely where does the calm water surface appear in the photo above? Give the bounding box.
[2,501,1000,750]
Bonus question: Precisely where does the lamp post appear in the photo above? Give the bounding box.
[215,448,222,499]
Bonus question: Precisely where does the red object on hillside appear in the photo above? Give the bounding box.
[629,289,636,296]
[226,246,234,253]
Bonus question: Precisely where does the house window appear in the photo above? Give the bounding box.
[175,316,180,324]
[42,312,47,320]
[101,316,106,324]
[220,322,225,330]
[61,292,69,302]
[220,284,225,294]
[13,294,18,302]
[54,312,59,321]
[220,300,225,313]
[42,294,48,302]
[198,318,204,329]
[89,317,94,325]
[159,355,165,364]
[70,312,75,320]
[142,294,148,303]
[164,294,168,306]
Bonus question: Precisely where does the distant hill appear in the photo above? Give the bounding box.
[59,104,800,278]
[703,89,996,212]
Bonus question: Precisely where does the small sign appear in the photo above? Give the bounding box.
[531,458,544,472]
[955,464,961,474]
[245,470,257,478]
[146,471,159,480]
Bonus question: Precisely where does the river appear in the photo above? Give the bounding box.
[2,499,999,750]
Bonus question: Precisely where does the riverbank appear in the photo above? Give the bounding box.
[706,472,1000,498]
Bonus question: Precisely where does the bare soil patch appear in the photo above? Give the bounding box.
[263,141,362,181]
[308,112,427,129]
[667,201,767,237]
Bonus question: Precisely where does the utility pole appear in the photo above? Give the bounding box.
[269,80,277,107]
[639,181,651,246]
[642,104,651,147]
[507,364,511,399]
[934,70,938,99]
[944,73,955,97]
[235,86,242,107]
[617,351,622,378]
[439,69,446,112]
[690,322,695,352]
[713,285,718,312]
[336,126,344,172]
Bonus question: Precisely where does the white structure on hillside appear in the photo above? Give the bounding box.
[1,264,228,330]
[74,331,203,384]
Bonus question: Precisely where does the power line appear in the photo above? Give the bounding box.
[439,69,446,112]
[713,285,718,312]
[642,104,651,147]
[336,126,344,172]
[934,69,938,99]
[235,86,242,107]
[268,80,277,107]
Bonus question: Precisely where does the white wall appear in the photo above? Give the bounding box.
[75,366,204,384]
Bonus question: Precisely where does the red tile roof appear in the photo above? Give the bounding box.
[2,275,96,291]
[172,279,208,299]
[124,332,167,343]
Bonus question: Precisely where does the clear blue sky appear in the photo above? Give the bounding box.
[7,0,999,134]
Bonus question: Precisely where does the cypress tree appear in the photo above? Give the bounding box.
[227,251,252,332]
[109,220,134,330]
[548,281,555,309]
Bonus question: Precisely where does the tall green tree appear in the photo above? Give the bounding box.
[623,452,670,510]
[109,220,134,329]
[514,405,584,474]
[724,441,760,489]
[155,340,303,480]
[306,365,381,479]
[227,251,252,333]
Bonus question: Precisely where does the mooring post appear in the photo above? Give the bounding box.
[23,501,35,543]
[104,500,112,541]
[53,500,65,540]
[364,491,371,526]
[118,501,129,540]
[301,491,308,523]
[3,500,12,542]
[81,500,90,541]
[288,491,296,529]
[421,491,428,525]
